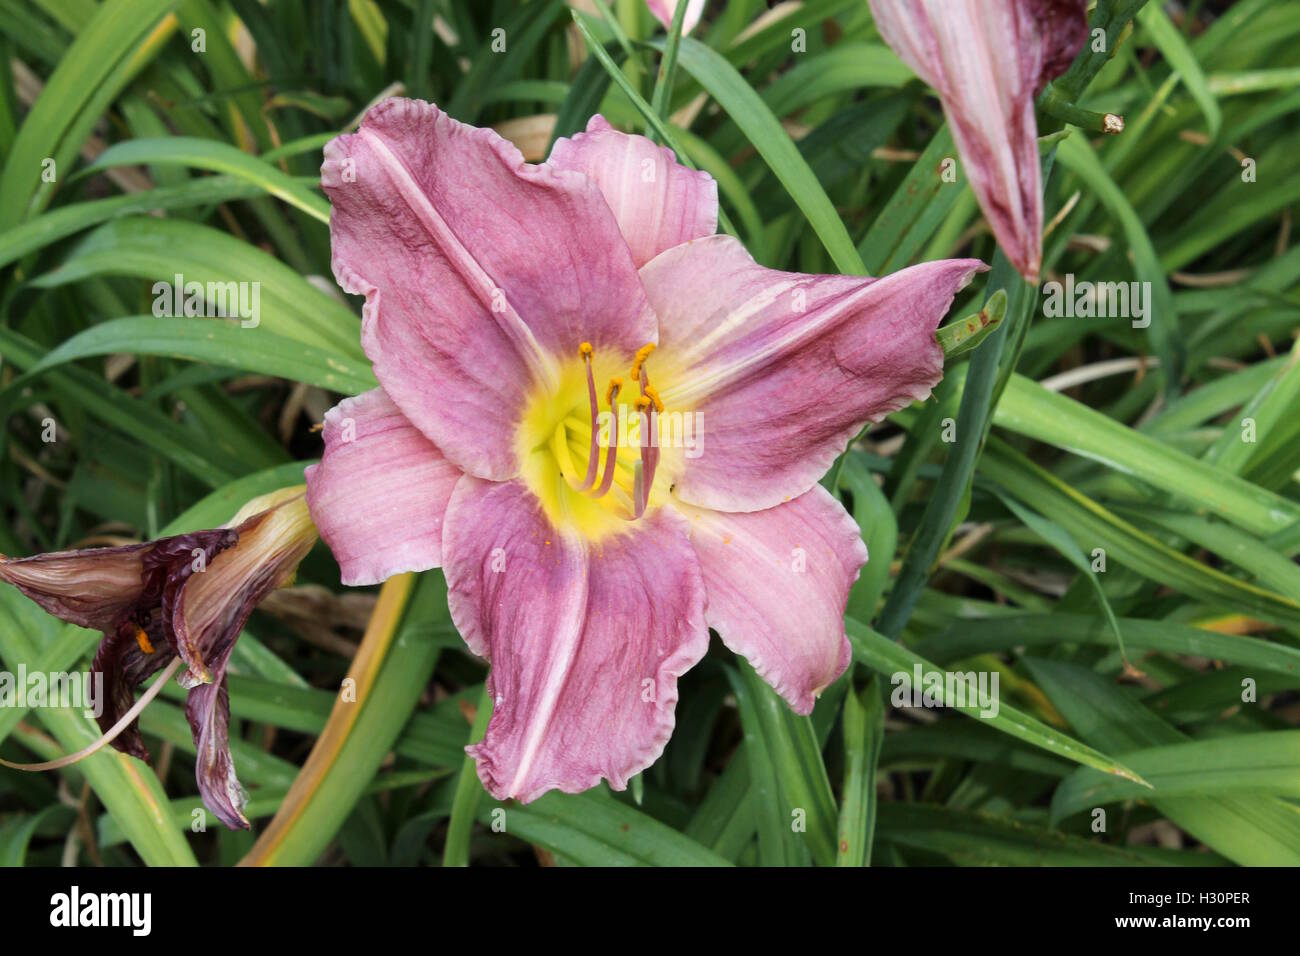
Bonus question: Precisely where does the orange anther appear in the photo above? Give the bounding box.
[630,342,657,378]
[643,384,664,413]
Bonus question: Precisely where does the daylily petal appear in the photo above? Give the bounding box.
[548,115,717,268]
[868,0,1087,282]
[0,543,152,632]
[91,618,175,762]
[322,98,655,480]
[442,476,708,801]
[0,530,239,673]
[305,388,461,586]
[646,0,706,35]
[174,490,317,686]
[185,677,247,829]
[169,491,316,829]
[144,531,241,683]
[1030,0,1093,82]
[643,235,983,511]
[683,485,865,714]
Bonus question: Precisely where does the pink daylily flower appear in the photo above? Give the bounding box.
[646,0,706,35]
[868,0,1089,283]
[305,99,983,802]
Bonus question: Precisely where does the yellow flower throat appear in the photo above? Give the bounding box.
[518,342,674,542]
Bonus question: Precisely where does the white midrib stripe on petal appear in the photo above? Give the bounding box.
[507,538,591,796]
[688,277,800,359]
[359,127,559,389]
[661,276,868,407]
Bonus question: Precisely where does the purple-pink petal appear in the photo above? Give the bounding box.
[170,494,317,829]
[685,485,864,714]
[442,476,708,802]
[548,115,717,268]
[0,543,153,633]
[322,98,656,480]
[305,388,461,586]
[91,619,176,762]
[642,234,983,511]
[1029,0,1092,83]
[185,677,246,829]
[868,0,1088,283]
[645,0,706,35]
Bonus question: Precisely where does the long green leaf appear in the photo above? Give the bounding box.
[836,676,883,867]
[31,217,362,357]
[479,790,733,867]
[667,36,867,275]
[1025,657,1300,866]
[83,137,330,222]
[30,315,376,394]
[0,0,177,226]
[846,618,1146,784]
[1052,732,1300,822]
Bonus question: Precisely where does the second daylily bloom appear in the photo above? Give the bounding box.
[0,488,316,828]
[306,99,983,802]
[646,0,706,36]
[868,0,1089,283]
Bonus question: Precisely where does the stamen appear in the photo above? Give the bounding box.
[575,345,601,491]
[643,384,664,413]
[136,626,155,655]
[549,346,664,519]
[630,342,656,380]
[566,431,635,482]
[589,380,622,500]
[634,403,660,520]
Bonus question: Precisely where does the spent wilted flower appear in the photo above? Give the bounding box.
[868,0,1089,283]
[0,487,316,829]
[306,98,983,801]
